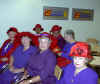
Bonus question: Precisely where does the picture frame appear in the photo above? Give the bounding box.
[43,6,69,20]
[72,8,94,21]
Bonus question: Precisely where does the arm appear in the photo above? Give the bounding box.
[27,75,41,84]
[9,56,14,70]
[9,56,24,73]
[84,75,98,84]
[19,76,41,84]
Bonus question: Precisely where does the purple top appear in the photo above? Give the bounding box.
[57,63,98,84]
[0,45,38,84]
[12,45,38,68]
[26,49,56,84]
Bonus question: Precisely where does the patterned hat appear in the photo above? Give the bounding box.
[15,32,35,45]
[33,24,44,31]
[7,27,18,34]
[50,25,62,32]
[70,42,93,59]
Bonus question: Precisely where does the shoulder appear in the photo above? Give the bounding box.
[84,68,98,79]
[16,45,23,50]
[80,68,99,84]
[46,49,56,59]
[30,46,39,53]
[30,45,38,50]
[12,45,23,53]
[64,63,74,71]
[1,39,10,47]
[48,49,56,55]
[62,63,75,77]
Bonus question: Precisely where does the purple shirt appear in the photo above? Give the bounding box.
[26,49,56,84]
[57,63,98,84]
[12,45,38,68]
[0,45,38,84]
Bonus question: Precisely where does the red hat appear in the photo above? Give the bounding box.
[16,32,35,45]
[50,25,62,32]
[18,32,35,39]
[7,27,18,34]
[70,42,93,59]
[33,24,44,31]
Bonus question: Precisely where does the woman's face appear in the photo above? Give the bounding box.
[64,34,72,42]
[73,56,87,69]
[52,31,60,37]
[39,38,50,51]
[8,31,17,41]
[35,28,41,34]
[21,36,31,47]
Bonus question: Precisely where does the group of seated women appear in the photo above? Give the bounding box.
[0,24,99,84]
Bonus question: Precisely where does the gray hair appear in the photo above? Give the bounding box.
[64,29,75,39]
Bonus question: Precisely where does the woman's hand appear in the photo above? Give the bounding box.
[20,75,27,80]
[19,80,30,84]
[9,66,24,73]
[14,68,24,73]
[12,68,24,73]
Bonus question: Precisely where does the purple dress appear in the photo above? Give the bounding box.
[57,63,98,84]
[0,45,38,84]
[26,49,56,84]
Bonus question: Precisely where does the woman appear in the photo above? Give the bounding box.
[50,25,66,50]
[19,33,56,84]
[57,29,76,68]
[33,24,44,34]
[58,42,98,84]
[0,27,19,64]
[0,27,19,74]
[0,32,38,84]
[62,29,76,61]
[32,24,44,47]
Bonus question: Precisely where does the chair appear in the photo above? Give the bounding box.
[54,65,62,80]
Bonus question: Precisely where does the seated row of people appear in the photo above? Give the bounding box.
[0,24,99,84]
[0,32,56,84]
[0,24,72,68]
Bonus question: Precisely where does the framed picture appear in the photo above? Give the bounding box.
[72,8,94,21]
[43,6,69,20]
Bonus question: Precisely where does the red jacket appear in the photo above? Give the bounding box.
[0,36,20,64]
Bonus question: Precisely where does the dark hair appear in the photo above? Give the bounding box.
[64,29,75,39]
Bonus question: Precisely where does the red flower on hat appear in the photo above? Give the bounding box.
[33,24,44,31]
[70,42,93,59]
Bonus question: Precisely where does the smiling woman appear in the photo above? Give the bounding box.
[0,32,38,84]
[57,42,98,84]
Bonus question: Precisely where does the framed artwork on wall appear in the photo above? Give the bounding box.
[72,8,94,21]
[43,6,69,20]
